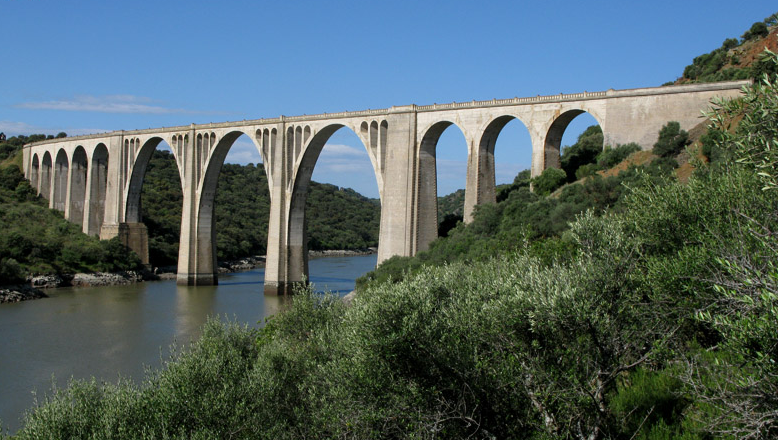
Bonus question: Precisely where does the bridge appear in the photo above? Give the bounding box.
[22,80,748,294]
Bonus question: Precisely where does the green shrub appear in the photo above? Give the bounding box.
[652,121,689,157]
[597,142,641,169]
[560,125,603,181]
[531,167,567,196]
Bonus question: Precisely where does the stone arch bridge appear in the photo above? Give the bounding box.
[23,80,747,294]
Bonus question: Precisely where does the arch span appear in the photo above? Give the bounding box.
[30,154,39,195]
[416,121,468,252]
[124,137,182,267]
[86,144,108,236]
[285,123,381,290]
[40,152,52,200]
[476,115,533,205]
[53,149,68,211]
[191,130,268,285]
[68,146,88,225]
[543,109,604,171]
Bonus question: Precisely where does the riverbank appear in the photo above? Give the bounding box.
[1,248,377,303]
[0,284,47,303]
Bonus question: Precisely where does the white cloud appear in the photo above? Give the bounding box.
[0,121,107,137]
[321,143,366,156]
[225,137,262,165]
[16,95,197,114]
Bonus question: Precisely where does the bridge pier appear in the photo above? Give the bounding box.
[100,222,150,266]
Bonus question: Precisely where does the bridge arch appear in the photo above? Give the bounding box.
[30,154,39,195]
[287,122,381,286]
[193,129,270,284]
[543,109,604,171]
[125,137,183,224]
[86,143,108,236]
[40,152,52,200]
[473,114,534,208]
[416,120,468,251]
[68,146,88,225]
[53,149,69,211]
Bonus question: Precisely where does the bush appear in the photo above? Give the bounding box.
[652,121,689,157]
[560,125,603,181]
[531,167,567,196]
[742,21,769,41]
[597,143,641,169]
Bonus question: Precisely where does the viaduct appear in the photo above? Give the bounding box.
[22,80,748,294]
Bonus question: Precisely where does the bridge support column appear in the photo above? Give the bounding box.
[177,126,218,286]
[380,109,419,261]
[463,135,496,224]
[100,222,150,266]
[264,123,291,295]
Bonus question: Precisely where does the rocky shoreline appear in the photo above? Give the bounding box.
[1,249,376,304]
[0,284,48,303]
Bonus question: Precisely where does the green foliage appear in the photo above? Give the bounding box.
[742,21,769,41]
[596,142,641,169]
[305,183,380,251]
[437,188,465,225]
[678,17,776,83]
[531,167,566,196]
[705,49,778,191]
[0,154,142,283]
[652,121,689,157]
[560,124,603,181]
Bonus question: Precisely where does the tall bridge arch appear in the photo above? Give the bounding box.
[22,80,749,293]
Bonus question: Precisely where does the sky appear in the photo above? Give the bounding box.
[2,0,776,198]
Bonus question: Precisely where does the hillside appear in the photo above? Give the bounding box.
[674,13,778,84]
[0,137,142,284]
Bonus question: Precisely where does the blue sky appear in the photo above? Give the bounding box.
[2,1,776,198]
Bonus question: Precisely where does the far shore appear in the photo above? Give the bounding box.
[1,248,376,303]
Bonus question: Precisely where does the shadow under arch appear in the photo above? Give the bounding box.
[69,146,88,225]
[195,129,269,285]
[30,154,39,194]
[287,123,381,288]
[86,143,109,236]
[476,115,533,204]
[53,149,69,211]
[544,109,604,170]
[416,120,467,252]
[40,151,52,200]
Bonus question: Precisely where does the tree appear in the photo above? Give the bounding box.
[531,167,566,196]
[652,121,689,157]
[560,125,603,182]
[742,21,769,41]
[706,50,778,190]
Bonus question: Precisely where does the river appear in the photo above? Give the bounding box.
[0,254,377,433]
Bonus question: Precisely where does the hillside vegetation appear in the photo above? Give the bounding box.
[9,51,778,438]
[675,13,778,84]
[0,136,142,285]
